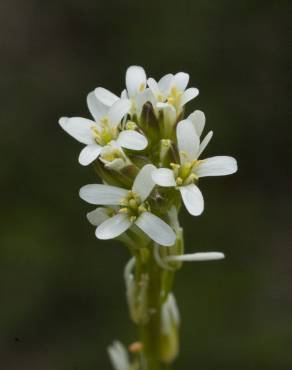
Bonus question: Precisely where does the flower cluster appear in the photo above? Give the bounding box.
[59,66,237,247]
[59,66,237,369]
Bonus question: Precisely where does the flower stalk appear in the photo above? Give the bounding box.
[59,65,238,370]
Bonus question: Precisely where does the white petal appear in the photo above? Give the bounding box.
[108,99,131,126]
[79,184,127,205]
[96,213,131,239]
[59,117,94,145]
[94,87,119,107]
[176,119,200,162]
[132,164,156,201]
[87,91,108,121]
[198,131,213,158]
[86,207,110,226]
[179,184,204,216]
[78,144,101,166]
[156,102,177,123]
[158,74,173,94]
[152,168,176,187]
[172,72,189,91]
[135,212,176,247]
[197,156,238,177]
[134,89,156,116]
[166,252,225,262]
[126,66,147,97]
[117,130,148,150]
[180,87,199,106]
[156,102,177,122]
[147,78,160,96]
[156,102,173,110]
[188,110,205,137]
[120,89,128,99]
[104,158,125,171]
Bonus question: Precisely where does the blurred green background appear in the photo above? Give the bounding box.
[0,0,291,369]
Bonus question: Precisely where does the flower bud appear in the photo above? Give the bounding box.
[159,293,180,364]
[139,102,159,143]
[108,341,131,370]
[92,145,137,188]
[124,258,150,325]
[159,139,180,167]
[100,143,131,171]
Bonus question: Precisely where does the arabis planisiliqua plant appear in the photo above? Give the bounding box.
[59,66,237,370]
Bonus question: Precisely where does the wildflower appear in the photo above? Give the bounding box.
[59,94,147,166]
[59,65,238,370]
[95,66,156,121]
[99,142,131,171]
[148,72,199,114]
[80,164,176,246]
[152,118,237,215]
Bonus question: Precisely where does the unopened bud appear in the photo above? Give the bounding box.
[126,121,137,130]
[159,293,180,364]
[140,102,159,142]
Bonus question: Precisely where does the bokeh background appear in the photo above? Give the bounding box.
[0,0,291,369]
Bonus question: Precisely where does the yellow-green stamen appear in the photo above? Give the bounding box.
[119,191,150,222]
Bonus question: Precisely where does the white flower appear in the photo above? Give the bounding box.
[86,206,112,226]
[122,66,157,119]
[80,164,176,246]
[99,142,131,171]
[152,118,237,216]
[95,66,157,120]
[147,72,199,114]
[59,93,147,166]
[108,341,130,370]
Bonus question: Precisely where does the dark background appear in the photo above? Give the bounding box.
[0,0,291,369]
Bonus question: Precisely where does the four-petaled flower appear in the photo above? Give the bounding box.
[59,93,147,166]
[152,119,237,216]
[94,66,153,118]
[79,165,176,246]
[147,72,199,115]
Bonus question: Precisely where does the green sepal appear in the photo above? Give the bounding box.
[92,160,134,189]
[140,101,159,143]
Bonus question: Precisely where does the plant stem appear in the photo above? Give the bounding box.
[140,249,163,370]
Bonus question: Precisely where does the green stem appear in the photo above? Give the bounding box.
[140,246,175,370]
[140,251,162,370]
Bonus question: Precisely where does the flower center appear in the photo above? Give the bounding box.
[100,148,124,162]
[91,117,118,146]
[167,86,183,109]
[170,160,201,187]
[119,191,150,222]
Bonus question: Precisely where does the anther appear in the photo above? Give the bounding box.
[119,208,128,214]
